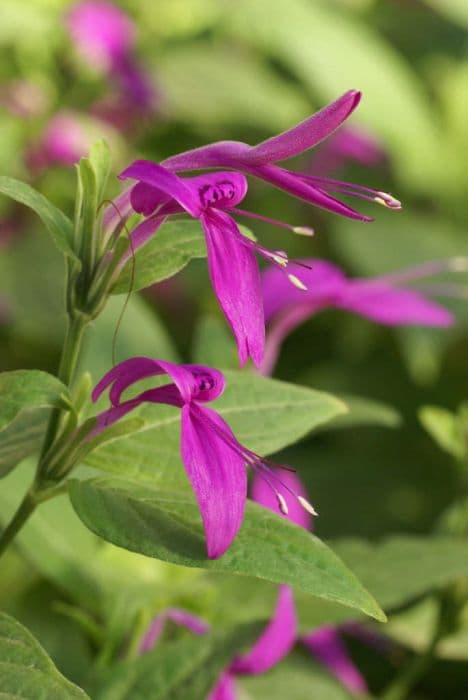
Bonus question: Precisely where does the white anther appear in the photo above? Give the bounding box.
[298,496,318,516]
[288,274,308,291]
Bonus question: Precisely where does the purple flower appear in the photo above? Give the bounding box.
[161,90,401,221]
[260,258,458,375]
[310,125,385,177]
[67,1,155,115]
[92,358,313,558]
[67,1,135,72]
[25,111,97,172]
[208,585,297,699]
[119,91,400,367]
[251,470,369,696]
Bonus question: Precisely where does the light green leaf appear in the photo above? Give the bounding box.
[323,393,401,431]
[88,140,111,202]
[419,405,465,460]
[158,43,310,132]
[192,315,239,369]
[84,371,346,484]
[0,176,76,260]
[0,611,89,699]
[0,370,68,433]
[95,622,262,700]
[112,220,206,294]
[69,477,385,621]
[0,410,47,478]
[424,0,468,27]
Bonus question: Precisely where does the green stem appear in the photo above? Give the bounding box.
[0,490,37,560]
[39,313,88,463]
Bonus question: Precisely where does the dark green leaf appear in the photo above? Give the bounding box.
[0,611,90,698]
[69,477,385,621]
[0,176,76,259]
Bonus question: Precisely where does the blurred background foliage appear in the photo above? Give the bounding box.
[1,0,468,697]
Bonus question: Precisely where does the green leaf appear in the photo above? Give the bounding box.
[0,370,69,433]
[84,371,346,484]
[424,0,468,27]
[95,622,262,700]
[419,405,465,460]
[322,393,401,431]
[0,410,47,478]
[69,477,385,621]
[0,611,90,699]
[88,140,111,202]
[158,43,310,133]
[192,315,239,369]
[112,220,206,294]
[0,176,76,260]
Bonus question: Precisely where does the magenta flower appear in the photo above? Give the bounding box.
[161,90,400,221]
[92,358,313,558]
[251,469,369,696]
[261,258,458,375]
[310,125,385,177]
[119,91,399,367]
[26,112,92,171]
[67,1,155,114]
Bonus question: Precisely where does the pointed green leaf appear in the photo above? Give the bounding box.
[324,394,401,431]
[69,477,385,621]
[0,370,69,432]
[0,176,76,259]
[0,611,90,698]
[0,410,47,477]
[95,622,262,700]
[84,372,346,485]
[88,140,111,201]
[419,405,465,460]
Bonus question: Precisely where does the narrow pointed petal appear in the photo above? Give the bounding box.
[180,404,247,559]
[250,468,313,530]
[201,209,265,367]
[140,608,209,653]
[208,671,237,700]
[338,282,455,326]
[246,90,362,165]
[119,160,201,216]
[248,165,373,222]
[163,140,252,172]
[231,585,297,675]
[303,626,368,695]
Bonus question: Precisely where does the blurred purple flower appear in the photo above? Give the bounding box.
[311,125,386,176]
[261,258,458,375]
[161,90,400,221]
[250,469,369,695]
[92,358,313,558]
[139,608,209,653]
[0,80,48,120]
[67,1,155,116]
[209,585,297,699]
[26,112,91,171]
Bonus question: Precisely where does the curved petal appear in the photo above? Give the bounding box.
[163,140,252,172]
[338,282,454,326]
[130,181,171,216]
[201,209,265,367]
[92,357,163,404]
[231,585,297,675]
[262,259,346,322]
[250,468,313,531]
[119,160,201,216]
[181,404,247,559]
[302,626,368,695]
[140,608,209,653]
[208,671,237,700]
[246,90,362,165]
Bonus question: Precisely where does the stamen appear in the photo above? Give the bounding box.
[373,192,401,209]
[378,257,468,285]
[288,274,308,291]
[299,174,402,210]
[293,226,315,237]
[298,496,319,517]
[277,492,289,515]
